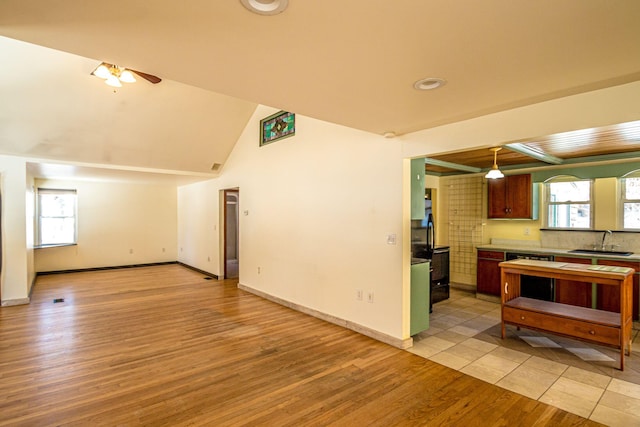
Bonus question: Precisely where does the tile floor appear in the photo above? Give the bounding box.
[408,288,640,426]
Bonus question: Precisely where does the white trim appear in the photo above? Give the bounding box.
[238,283,413,350]
[1,297,30,306]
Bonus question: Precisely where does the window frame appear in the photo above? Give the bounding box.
[36,188,78,246]
[543,176,594,230]
[620,172,640,231]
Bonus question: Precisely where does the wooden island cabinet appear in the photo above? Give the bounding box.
[476,250,504,296]
[554,256,593,308]
[499,259,634,370]
[597,259,640,320]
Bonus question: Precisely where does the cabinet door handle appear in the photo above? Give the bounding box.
[520,315,525,320]
[504,282,509,294]
[589,330,595,335]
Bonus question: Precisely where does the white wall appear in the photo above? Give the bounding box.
[177,180,220,275]
[179,107,407,339]
[35,179,177,272]
[178,83,640,344]
[0,155,32,305]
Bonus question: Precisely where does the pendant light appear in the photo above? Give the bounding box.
[485,147,504,179]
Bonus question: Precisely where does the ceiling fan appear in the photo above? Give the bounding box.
[91,62,162,88]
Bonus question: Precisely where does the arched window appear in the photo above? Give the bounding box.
[544,175,593,229]
[620,170,640,230]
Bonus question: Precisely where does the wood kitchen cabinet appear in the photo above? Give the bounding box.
[477,250,504,296]
[487,174,538,219]
[554,256,593,308]
[597,259,640,320]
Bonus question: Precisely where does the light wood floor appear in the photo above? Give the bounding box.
[0,264,601,426]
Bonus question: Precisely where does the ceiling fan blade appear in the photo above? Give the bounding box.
[130,69,162,84]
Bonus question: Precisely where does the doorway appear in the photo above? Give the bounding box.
[224,189,239,279]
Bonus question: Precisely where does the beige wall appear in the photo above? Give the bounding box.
[177,83,640,342]
[35,179,178,272]
[179,106,407,340]
[0,156,33,305]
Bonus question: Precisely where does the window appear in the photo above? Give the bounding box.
[545,177,592,229]
[37,188,77,245]
[621,174,640,230]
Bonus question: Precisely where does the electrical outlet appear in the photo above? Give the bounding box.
[524,227,530,236]
[367,291,374,303]
[129,248,134,254]
[207,256,210,262]
[257,266,261,274]
[356,289,363,301]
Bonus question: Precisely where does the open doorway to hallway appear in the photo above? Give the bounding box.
[224,189,239,279]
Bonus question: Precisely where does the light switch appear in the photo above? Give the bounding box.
[387,234,397,245]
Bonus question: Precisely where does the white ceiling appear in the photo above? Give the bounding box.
[1,1,640,182]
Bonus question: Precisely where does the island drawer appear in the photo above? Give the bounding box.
[502,306,620,346]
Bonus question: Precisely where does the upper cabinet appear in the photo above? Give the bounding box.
[411,159,425,220]
[488,174,539,219]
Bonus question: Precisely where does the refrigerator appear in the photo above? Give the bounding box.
[411,199,450,310]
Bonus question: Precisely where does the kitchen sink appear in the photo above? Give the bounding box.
[568,249,633,256]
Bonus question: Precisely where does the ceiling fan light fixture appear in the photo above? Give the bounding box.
[92,64,111,80]
[105,74,122,88]
[118,69,136,83]
[485,147,504,179]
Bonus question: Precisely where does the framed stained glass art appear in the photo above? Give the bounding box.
[260,110,295,146]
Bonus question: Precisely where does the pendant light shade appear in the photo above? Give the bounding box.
[485,147,504,179]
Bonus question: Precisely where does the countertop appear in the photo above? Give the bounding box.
[477,244,640,261]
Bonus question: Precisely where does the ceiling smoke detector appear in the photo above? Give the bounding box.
[413,77,446,91]
[240,0,289,15]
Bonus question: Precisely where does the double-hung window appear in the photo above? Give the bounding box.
[621,174,640,230]
[37,188,77,246]
[545,177,593,229]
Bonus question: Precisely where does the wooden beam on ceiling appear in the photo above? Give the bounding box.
[504,143,564,165]
[424,158,482,173]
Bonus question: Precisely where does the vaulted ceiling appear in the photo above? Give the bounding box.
[1,1,639,180]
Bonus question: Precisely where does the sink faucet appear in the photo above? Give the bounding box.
[601,230,612,251]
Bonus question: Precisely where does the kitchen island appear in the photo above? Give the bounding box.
[499,259,634,370]
[477,243,640,321]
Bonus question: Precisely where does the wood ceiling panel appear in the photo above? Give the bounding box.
[425,120,640,175]
[520,121,640,159]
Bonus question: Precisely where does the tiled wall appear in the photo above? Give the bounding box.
[441,175,486,285]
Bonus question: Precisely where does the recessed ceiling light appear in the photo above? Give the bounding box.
[240,0,289,15]
[383,131,397,138]
[413,77,446,91]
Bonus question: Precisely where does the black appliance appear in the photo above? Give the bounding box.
[505,252,554,301]
[411,212,450,310]
[429,246,450,310]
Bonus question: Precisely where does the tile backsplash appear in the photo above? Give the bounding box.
[441,175,484,284]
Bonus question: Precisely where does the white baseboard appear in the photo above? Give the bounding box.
[238,283,413,350]
[1,297,30,307]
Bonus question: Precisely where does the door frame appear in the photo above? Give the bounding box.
[222,188,239,279]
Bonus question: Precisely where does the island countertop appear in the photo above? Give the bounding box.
[499,258,635,282]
